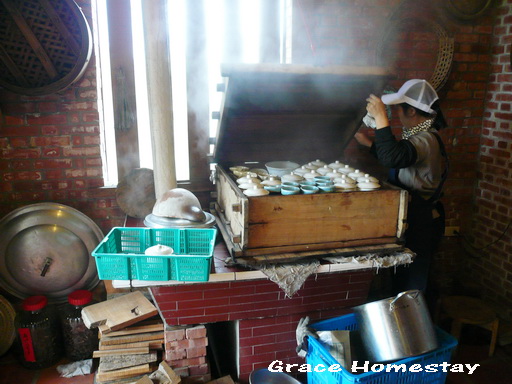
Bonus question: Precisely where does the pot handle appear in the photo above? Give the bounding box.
[389,290,420,311]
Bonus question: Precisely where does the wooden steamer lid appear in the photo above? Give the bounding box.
[213,64,392,166]
[0,0,92,96]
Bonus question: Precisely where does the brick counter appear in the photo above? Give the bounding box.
[150,268,373,383]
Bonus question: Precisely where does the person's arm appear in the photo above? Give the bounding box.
[374,127,417,168]
[365,94,417,168]
[354,132,373,147]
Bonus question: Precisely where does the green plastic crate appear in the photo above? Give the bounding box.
[92,227,217,282]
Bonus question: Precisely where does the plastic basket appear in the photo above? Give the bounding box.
[307,313,457,384]
[92,227,217,282]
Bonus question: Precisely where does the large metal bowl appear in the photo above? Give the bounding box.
[249,368,302,384]
[0,203,102,303]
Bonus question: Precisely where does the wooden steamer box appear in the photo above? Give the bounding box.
[210,64,408,259]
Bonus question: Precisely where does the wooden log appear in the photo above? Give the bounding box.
[99,352,158,372]
[100,331,164,346]
[93,347,149,358]
[99,340,163,350]
[96,376,147,384]
[100,323,164,338]
[82,291,158,333]
[148,361,181,384]
[96,364,152,383]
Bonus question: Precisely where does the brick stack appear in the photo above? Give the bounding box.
[164,325,211,383]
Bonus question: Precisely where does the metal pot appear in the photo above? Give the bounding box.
[353,290,439,362]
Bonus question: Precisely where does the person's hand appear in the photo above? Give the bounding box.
[366,94,389,129]
[354,132,373,148]
[295,316,317,358]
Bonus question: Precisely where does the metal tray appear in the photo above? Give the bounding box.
[0,203,103,303]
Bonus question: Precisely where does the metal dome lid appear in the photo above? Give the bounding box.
[0,203,102,303]
[144,212,216,229]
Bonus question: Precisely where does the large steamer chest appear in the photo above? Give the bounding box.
[210,64,408,259]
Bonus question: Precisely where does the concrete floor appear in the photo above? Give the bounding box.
[1,335,511,384]
[1,301,511,384]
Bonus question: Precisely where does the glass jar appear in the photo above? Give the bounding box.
[14,295,63,369]
[59,290,98,361]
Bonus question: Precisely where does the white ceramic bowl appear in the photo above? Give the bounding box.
[265,161,299,177]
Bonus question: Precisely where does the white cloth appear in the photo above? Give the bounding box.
[295,316,317,358]
[260,261,320,298]
[324,251,414,273]
[56,359,93,377]
[363,112,377,129]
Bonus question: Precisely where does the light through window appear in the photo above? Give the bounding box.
[95,0,290,186]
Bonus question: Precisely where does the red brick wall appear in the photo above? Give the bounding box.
[465,0,512,319]
[151,270,373,382]
[0,0,125,234]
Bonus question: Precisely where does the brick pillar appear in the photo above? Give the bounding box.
[164,325,211,383]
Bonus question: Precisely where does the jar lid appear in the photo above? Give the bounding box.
[68,290,93,306]
[22,295,48,311]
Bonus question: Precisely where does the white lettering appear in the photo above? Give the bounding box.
[466,364,480,375]
[298,364,312,373]
[268,360,283,372]
[387,364,407,372]
[351,361,369,373]
[268,359,479,375]
[286,364,298,372]
[424,364,439,372]
[328,364,342,373]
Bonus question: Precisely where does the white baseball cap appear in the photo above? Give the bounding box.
[381,79,438,114]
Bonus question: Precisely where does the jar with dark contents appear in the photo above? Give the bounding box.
[59,290,98,361]
[14,295,63,369]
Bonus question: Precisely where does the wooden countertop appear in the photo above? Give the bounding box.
[111,238,412,289]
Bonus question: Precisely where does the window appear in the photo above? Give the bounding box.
[94,0,291,187]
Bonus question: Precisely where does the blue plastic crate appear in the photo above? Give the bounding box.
[92,227,217,281]
[307,313,458,384]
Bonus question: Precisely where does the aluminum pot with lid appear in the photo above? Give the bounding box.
[353,290,439,362]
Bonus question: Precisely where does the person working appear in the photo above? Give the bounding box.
[355,79,448,295]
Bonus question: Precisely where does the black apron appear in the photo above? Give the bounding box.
[389,133,448,292]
